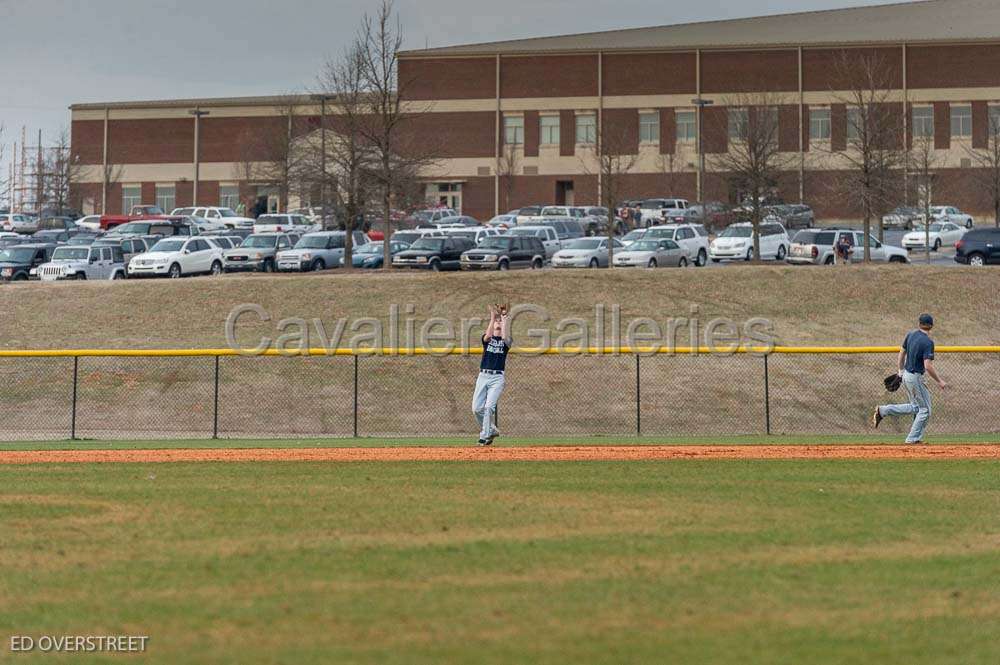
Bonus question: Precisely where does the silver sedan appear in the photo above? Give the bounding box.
[613,239,690,268]
[551,237,623,268]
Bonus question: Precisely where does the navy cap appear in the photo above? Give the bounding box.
[919,313,934,328]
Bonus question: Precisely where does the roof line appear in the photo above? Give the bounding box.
[399,0,941,55]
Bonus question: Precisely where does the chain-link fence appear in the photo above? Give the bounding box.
[0,349,997,441]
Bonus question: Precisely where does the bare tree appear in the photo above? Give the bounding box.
[43,129,84,213]
[710,92,794,261]
[964,111,1000,227]
[233,100,312,215]
[496,142,519,213]
[311,43,381,269]
[101,161,124,215]
[0,125,8,210]
[827,52,906,260]
[909,133,938,264]
[355,0,435,270]
[582,119,639,265]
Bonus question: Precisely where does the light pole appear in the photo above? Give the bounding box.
[691,98,714,207]
[311,94,336,224]
[189,109,210,206]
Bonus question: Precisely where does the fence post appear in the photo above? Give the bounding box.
[353,354,359,438]
[70,356,79,441]
[212,355,220,440]
[763,354,771,436]
[635,354,641,436]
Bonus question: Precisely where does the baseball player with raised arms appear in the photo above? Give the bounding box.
[872,313,949,443]
[472,303,511,446]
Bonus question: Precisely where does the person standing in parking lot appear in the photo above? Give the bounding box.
[472,304,511,446]
[873,314,949,443]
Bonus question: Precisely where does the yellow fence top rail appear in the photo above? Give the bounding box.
[0,346,997,358]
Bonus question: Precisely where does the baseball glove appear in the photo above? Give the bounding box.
[884,373,903,392]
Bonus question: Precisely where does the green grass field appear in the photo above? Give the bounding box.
[3,441,999,664]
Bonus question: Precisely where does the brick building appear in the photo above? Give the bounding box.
[72,0,1000,222]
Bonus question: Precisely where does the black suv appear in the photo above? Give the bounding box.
[392,236,475,271]
[460,236,546,271]
[0,243,57,281]
[955,228,1000,266]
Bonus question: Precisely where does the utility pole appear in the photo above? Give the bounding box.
[691,98,715,207]
[189,109,210,205]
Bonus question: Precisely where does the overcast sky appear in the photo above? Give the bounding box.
[0,0,898,152]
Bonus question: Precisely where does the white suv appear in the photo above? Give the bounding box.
[129,237,225,278]
[638,199,688,226]
[643,223,710,266]
[710,222,790,262]
[171,207,255,230]
[37,245,127,281]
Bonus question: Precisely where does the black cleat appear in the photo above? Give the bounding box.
[477,439,492,446]
[872,407,883,429]
[487,429,500,445]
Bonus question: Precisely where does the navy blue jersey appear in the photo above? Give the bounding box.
[902,329,935,374]
[480,336,510,372]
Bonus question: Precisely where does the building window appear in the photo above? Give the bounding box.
[846,107,862,141]
[121,185,141,214]
[220,185,240,211]
[576,114,596,144]
[155,185,175,213]
[810,108,832,140]
[540,115,560,145]
[503,116,524,145]
[912,107,934,138]
[676,111,696,141]
[950,104,972,138]
[728,108,748,140]
[989,105,1000,136]
[639,111,660,144]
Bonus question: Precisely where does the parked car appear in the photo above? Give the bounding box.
[551,237,624,268]
[254,213,320,235]
[535,218,586,243]
[486,214,517,229]
[202,236,236,250]
[882,206,922,230]
[37,217,80,235]
[954,227,1000,266]
[514,206,544,225]
[918,205,975,229]
[30,230,73,245]
[710,223,790,262]
[276,231,368,272]
[93,236,153,267]
[444,226,502,245]
[129,205,165,216]
[392,236,475,271]
[638,198,688,226]
[405,208,458,228]
[460,235,546,271]
[106,219,198,238]
[37,244,127,281]
[613,238,690,268]
[572,207,618,235]
[420,215,479,229]
[0,243,56,281]
[764,204,814,229]
[171,207,255,229]
[787,229,909,264]
[0,232,27,248]
[67,232,101,246]
[1,213,38,234]
[619,229,647,248]
[340,240,411,269]
[391,228,446,246]
[902,221,967,252]
[644,224,710,266]
[129,237,225,278]
[505,225,561,258]
[690,201,737,231]
[223,233,293,273]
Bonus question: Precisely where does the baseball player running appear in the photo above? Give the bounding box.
[472,303,511,446]
[872,313,949,443]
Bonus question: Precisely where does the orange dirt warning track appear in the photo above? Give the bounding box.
[0,445,998,464]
